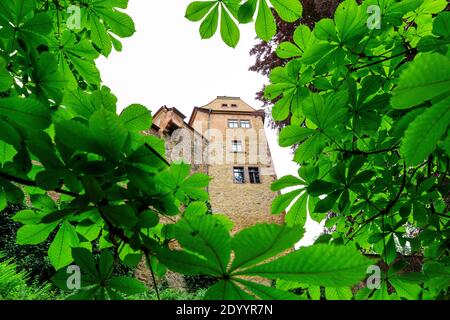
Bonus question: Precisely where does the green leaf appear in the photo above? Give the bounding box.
[270,0,303,22]
[0,57,12,91]
[236,278,302,300]
[90,16,112,56]
[12,209,44,225]
[174,214,231,274]
[271,175,304,191]
[0,118,20,148]
[390,278,421,300]
[200,4,219,39]
[334,0,366,44]
[238,244,374,287]
[279,125,316,147]
[220,5,240,48]
[72,247,100,280]
[108,276,147,295]
[443,132,450,157]
[96,8,136,38]
[303,93,347,129]
[119,104,152,131]
[230,223,304,271]
[285,191,309,227]
[181,173,211,188]
[55,120,100,154]
[307,180,337,196]
[89,108,128,160]
[0,191,6,212]
[0,140,16,164]
[301,43,335,65]
[314,19,338,42]
[400,96,450,166]
[314,190,341,213]
[271,189,303,214]
[186,1,217,22]
[276,41,302,58]
[156,247,217,275]
[16,222,58,245]
[272,92,293,121]
[392,53,450,109]
[48,221,79,270]
[255,0,276,41]
[100,205,138,228]
[238,0,258,24]
[293,134,326,164]
[138,210,159,228]
[325,287,353,300]
[0,97,50,130]
[433,11,450,37]
[99,250,114,280]
[205,280,255,300]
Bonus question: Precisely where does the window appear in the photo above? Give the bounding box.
[222,103,228,107]
[249,167,260,184]
[240,120,251,128]
[231,140,243,152]
[233,167,245,184]
[231,104,238,107]
[228,119,239,128]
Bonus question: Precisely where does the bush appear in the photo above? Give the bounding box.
[184,275,217,293]
[127,288,207,300]
[0,204,55,283]
[0,253,61,300]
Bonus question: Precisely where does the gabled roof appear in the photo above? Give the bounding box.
[201,96,257,112]
[187,96,265,126]
[153,105,187,120]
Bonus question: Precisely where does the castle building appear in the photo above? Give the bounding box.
[149,96,282,231]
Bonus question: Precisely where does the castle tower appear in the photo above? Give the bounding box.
[188,96,282,231]
[137,97,282,287]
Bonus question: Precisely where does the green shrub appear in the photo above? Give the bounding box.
[0,204,55,283]
[184,275,217,293]
[0,253,61,300]
[127,288,207,300]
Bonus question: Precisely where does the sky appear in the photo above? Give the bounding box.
[97,1,322,245]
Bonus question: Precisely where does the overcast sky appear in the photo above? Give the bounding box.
[97,1,322,244]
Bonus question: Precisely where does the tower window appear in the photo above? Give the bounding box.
[231,140,243,152]
[249,167,260,184]
[233,167,245,184]
[228,119,239,128]
[240,120,251,128]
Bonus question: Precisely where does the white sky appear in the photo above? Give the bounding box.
[97,1,322,245]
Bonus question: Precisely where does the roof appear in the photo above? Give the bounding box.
[153,106,187,120]
[200,96,257,112]
[187,96,265,126]
[152,97,265,134]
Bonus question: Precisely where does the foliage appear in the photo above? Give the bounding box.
[0,252,62,300]
[1,0,447,301]
[0,0,375,300]
[0,204,55,283]
[127,288,207,301]
[261,0,450,300]
[184,274,217,293]
[248,1,341,130]
[185,0,303,47]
